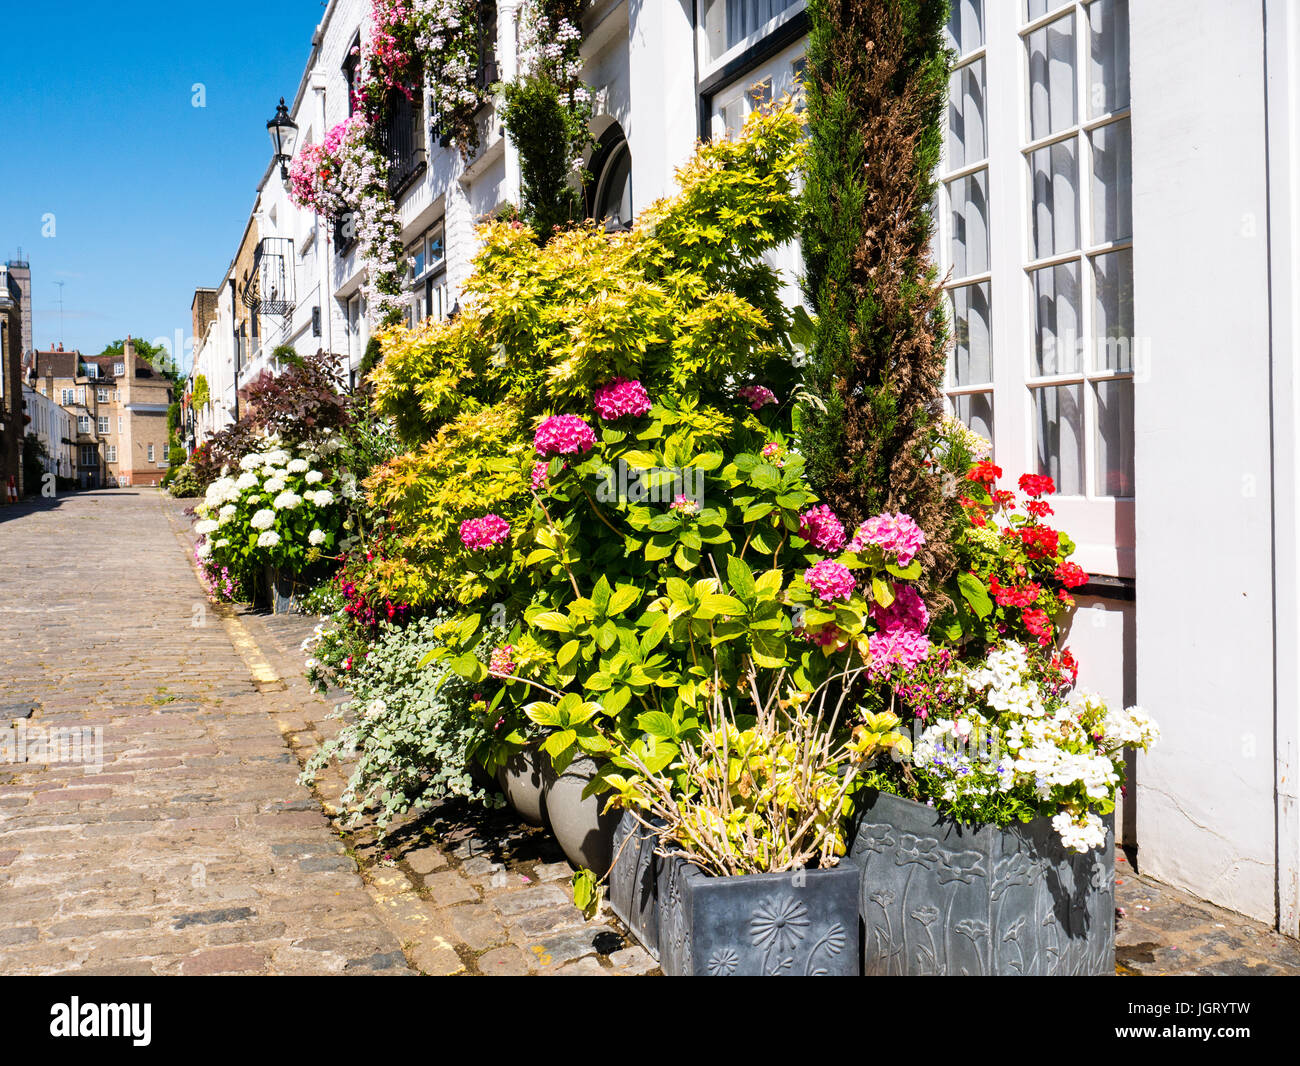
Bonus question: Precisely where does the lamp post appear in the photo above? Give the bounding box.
[267,97,299,183]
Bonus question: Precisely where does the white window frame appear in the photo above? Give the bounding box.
[97,387,109,403]
[97,416,109,435]
[114,362,125,376]
[61,388,74,405]
[936,0,1134,577]
[77,415,91,434]
[709,40,805,142]
[106,445,117,463]
[147,444,155,464]
[699,0,807,75]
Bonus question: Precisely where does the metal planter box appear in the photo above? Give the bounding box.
[607,813,859,976]
[847,790,1115,976]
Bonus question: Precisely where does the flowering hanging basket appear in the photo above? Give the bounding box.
[848,790,1115,976]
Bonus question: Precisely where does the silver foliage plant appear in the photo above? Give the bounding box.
[300,617,504,832]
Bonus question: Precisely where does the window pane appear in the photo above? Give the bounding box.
[949,282,993,385]
[953,391,994,445]
[1090,118,1132,244]
[1030,261,1081,375]
[1095,378,1135,496]
[1089,0,1130,117]
[1027,14,1077,140]
[949,168,990,277]
[1033,384,1085,495]
[1026,0,1069,19]
[947,0,985,55]
[1093,248,1134,370]
[947,59,987,169]
[1030,138,1079,258]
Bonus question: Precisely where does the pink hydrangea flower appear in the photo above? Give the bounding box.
[867,585,931,677]
[534,415,597,456]
[593,378,652,420]
[798,504,846,554]
[670,494,701,515]
[738,385,777,411]
[531,461,550,491]
[848,511,927,567]
[459,514,511,550]
[489,645,516,676]
[761,442,785,466]
[805,560,856,603]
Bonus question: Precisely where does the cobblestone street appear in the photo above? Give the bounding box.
[1,488,1297,977]
[0,488,650,975]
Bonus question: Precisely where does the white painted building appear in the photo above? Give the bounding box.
[193,0,1300,938]
[21,381,72,482]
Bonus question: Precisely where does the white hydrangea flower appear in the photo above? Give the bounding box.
[194,519,219,535]
[239,453,263,471]
[308,529,326,546]
[257,530,281,548]
[214,538,229,549]
[263,477,287,494]
[250,508,276,530]
[218,504,237,522]
[274,490,303,511]
[195,540,211,559]
[308,489,335,508]
[305,470,325,485]
[287,458,310,474]
[235,470,259,490]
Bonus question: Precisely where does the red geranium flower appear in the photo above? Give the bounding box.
[1018,473,1056,497]
[1023,607,1053,645]
[1055,561,1089,588]
[1019,525,1060,560]
[1025,499,1055,519]
[968,460,1002,485]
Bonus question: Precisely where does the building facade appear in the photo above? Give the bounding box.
[22,381,73,485]
[190,0,1300,937]
[32,341,173,488]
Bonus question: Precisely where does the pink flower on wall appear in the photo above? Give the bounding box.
[593,378,652,420]
[459,513,511,550]
[534,415,597,456]
[849,511,927,567]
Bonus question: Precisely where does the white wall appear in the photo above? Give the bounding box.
[1131,0,1279,924]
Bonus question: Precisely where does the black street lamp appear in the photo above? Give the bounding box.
[267,97,299,182]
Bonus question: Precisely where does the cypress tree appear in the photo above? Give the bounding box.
[799,0,953,593]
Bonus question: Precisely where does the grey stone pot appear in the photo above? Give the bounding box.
[541,756,621,875]
[847,790,1115,976]
[496,745,547,827]
[656,854,859,976]
[263,566,301,614]
[608,812,660,957]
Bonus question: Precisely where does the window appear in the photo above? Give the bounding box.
[84,363,99,379]
[97,388,109,402]
[75,387,85,404]
[936,0,1135,575]
[118,416,124,433]
[97,416,109,435]
[77,415,91,434]
[343,35,362,115]
[148,444,155,463]
[79,445,97,466]
[378,86,426,197]
[106,445,117,463]
[61,388,73,405]
[702,0,803,65]
[587,127,633,229]
[157,447,168,467]
[113,362,125,376]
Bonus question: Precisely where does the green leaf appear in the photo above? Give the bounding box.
[608,584,641,616]
[572,869,602,920]
[637,710,677,739]
[727,554,757,606]
[957,571,994,619]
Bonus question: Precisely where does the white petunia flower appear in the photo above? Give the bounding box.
[250,508,276,530]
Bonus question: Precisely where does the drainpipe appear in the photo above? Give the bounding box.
[498,0,522,206]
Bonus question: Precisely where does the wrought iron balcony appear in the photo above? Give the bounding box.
[377,86,427,198]
[241,237,296,317]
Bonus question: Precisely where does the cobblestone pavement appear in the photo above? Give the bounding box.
[3,489,1297,977]
[0,489,652,975]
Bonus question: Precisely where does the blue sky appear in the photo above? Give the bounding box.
[0,0,325,370]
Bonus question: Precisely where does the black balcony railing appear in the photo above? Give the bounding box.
[378,85,426,198]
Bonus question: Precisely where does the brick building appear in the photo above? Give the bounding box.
[32,339,173,488]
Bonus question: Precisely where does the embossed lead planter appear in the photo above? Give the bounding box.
[608,812,660,957]
[655,854,859,976]
[847,790,1115,976]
